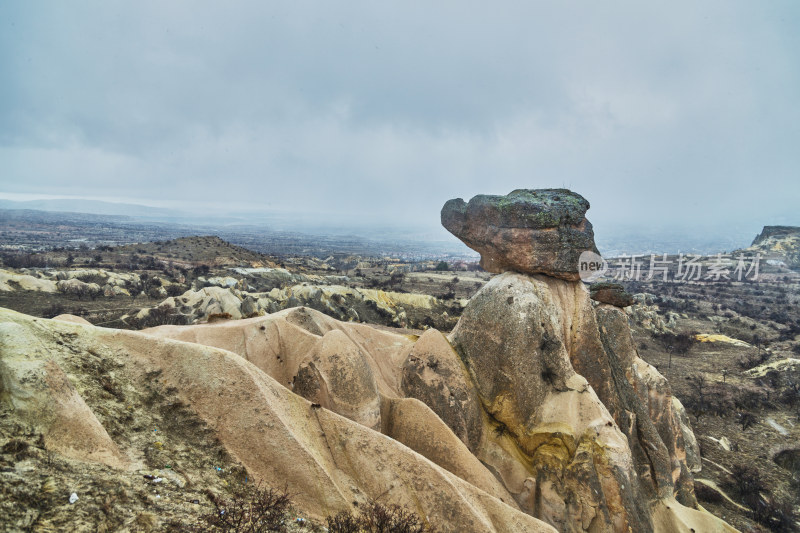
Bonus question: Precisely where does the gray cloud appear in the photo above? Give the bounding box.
[1,1,799,241]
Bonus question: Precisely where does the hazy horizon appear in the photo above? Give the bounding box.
[2,2,799,248]
[0,192,778,257]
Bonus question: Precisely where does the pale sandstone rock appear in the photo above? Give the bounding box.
[595,303,698,506]
[672,398,702,473]
[449,273,734,532]
[52,314,93,325]
[294,329,382,431]
[56,279,102,297]
[380,395,514,503]
[401,328,484,451]
[0,308,552,533]
[0,269,58,292]
[449,273,647,531]
[142,287,734,532]
[0,319,126,469]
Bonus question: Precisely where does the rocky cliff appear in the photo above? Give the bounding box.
[748,225,800,270]
[751,225,800,246]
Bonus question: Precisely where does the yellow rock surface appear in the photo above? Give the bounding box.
[695,333,751,347]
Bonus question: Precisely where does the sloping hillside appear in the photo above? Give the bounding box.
[117,236,277,267]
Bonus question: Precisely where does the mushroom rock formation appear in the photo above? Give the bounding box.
[441,189,599,280]
[441,189,735,532]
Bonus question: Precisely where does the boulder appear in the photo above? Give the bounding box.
[441,189,598,280]
[589,282,635,307]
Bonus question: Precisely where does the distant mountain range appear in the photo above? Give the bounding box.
[0,199,180,219]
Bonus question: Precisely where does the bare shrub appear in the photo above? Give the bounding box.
[780,381,800,406]
[326,501,431,533]
[189,484,291,532]
[42,303,66,318]
[133,305,188,329]
[682,374,734,420]
[738,350,771,370]
[737,411,757,430]
[166,284,187,297]
[729,463,771,524]
[732,383,771,410]
[655,331,697,355]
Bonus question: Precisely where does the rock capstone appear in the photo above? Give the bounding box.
[441,189,598,280]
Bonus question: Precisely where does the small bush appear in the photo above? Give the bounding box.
[682,374,735,420]
[729,463,767,519]
[780,382,800,406]
[326,501,431,533]
[732,383,771,410]
[737,411,757,430]
[760,495,799,531]
[42,303,66,319]
[731,463,765,494]
[190,484,291,532]
[134,305,188,329]
[738,350,771,370]
[166,284,187,297]
[655,331,697,355]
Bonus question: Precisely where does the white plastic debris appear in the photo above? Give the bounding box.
[767,417,789,436]
[69,493,79,504]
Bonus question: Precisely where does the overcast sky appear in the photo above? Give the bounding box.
[1,1,799,240]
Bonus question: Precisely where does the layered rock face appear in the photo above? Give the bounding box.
[441,189,598,280]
